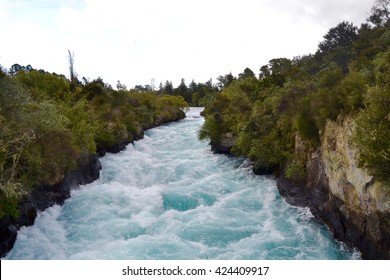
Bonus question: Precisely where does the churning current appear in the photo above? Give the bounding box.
[6,108,359,260]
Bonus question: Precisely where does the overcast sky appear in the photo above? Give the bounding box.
[0,0,375,88]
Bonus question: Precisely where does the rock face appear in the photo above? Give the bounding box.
[211,133,237,154]
[0,154,101,258]
[209,115,390,259]
[28,154,102,211]
[319,117,390,259]
[277,116,390,259]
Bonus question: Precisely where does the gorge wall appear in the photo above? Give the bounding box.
[279,116,390,259]
[0,154,102,258]
[215,116,390,259]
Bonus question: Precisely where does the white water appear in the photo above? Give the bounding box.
[6,108,359,259]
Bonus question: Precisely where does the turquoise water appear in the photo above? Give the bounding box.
[5,108,359,259]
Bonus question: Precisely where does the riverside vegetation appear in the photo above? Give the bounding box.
[0,65,187,256]
[198,1,390,259]
[1,0,389,259]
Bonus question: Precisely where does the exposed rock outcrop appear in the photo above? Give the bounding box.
[211,133,236,154]
[209,115,390,259]
[277,116,390,259]
[0,154,101,258]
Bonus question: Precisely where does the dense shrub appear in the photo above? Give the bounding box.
[200,10,390,182]
[0,68,188,218]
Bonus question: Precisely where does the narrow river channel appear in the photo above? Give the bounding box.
[5,108,358,259]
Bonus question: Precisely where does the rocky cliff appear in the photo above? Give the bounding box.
[213,115,390,259]
[0,153,102,258]
[277,116,390,259]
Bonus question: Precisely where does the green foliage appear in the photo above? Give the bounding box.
[318,21,358,72]
[0,196,19,219]
[64,100,97,154]
[217,73,235,90]
[0,115,31,218]
[354,49,390,182]
[81,77,111,102]
[0,66,6,79]
[318,21,358,53]
[159,94,188,109]
[198,93,231,144]
[293,113,320,145]
[200,9,390,185]
[337,70,370,111]
[200,76,295,169]
[173,78,191,103]
[160,78,218,107]
[162,80,173,94]
[309,66,345,128]
[0,65,187,219]
[285,159,306,181]
[367,0,390,27]
[238,67,255,80]
[15,70,70,101]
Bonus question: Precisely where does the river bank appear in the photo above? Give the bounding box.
[211,116,390,259]
[5,108,356,260]
[0,111,185,258]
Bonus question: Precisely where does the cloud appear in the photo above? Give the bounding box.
[263,0,374,26]
[0,0,376,87]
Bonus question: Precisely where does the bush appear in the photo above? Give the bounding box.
[0,67,188,219]
[354,49,390,182]
[293,113,320,146]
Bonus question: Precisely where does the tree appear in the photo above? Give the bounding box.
[238,67,255,80]
[258,58,293,87]
[9,64,22,75]
[175,78,191,103]
[150,78,155,91]
[354,49,390,182]
[67,50,81,91]
[217,72,235,90]
[116,80,127,90]
[318,21,358,72]
[163,80,173,94]
[259,65,270,79]
[132,84,152,92]
[189,79,197,93]
[368,0,390,27]
[0,117,35,218]
[205,78,214,89]
[0,65,6,78]
[268,58,292,75]
[318,21,358,53]
[81,77,112,100]
[67,50,77,83]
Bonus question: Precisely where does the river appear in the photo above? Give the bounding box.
[5,107,359,259]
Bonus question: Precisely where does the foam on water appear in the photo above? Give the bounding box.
[5,107,360,260]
